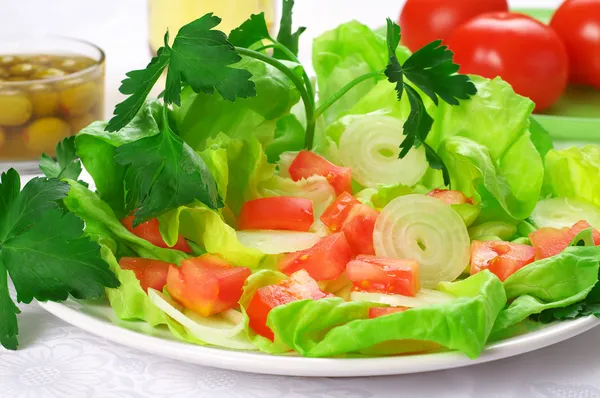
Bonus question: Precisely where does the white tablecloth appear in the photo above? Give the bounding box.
[2,1,598,397]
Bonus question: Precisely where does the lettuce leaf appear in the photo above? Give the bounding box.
[492,241,600,334]
[267,271,505,359]
[313,21,411,124]
[431,77,543,222]
[543,145,600,207]
[158,204,268,268]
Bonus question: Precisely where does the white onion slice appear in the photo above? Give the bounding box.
[373,194,471,288]
[148,289,256,350]
[236,230,325,254]
[350,289,455,308]
[339,115,428,187]
[531,197,600,229]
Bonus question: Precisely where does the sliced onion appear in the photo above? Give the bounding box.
[531,197,600,229]
[373,194,471,288]
[350,289,455,308]
[236,230,325,254]
[148,289,256,350]
[338,114,428,187]
[276,151,299,178]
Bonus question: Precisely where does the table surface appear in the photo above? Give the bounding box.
[2,1,599,397]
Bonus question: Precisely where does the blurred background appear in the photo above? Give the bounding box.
[0,0,563,116]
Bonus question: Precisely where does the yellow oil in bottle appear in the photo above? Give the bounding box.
[148,0,276,53]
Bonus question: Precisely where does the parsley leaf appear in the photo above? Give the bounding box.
[229,13,272,48]
[39,137,89,188]
[115,110,222,225]
[274,0,306,59]
[0,264,19,350]
[106,44,171,132]
[164,13,256,106]
[384,19,476,186]
[0,169,119,349]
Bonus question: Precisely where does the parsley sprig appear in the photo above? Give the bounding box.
[106,0,477,220]
[0,170,119,350]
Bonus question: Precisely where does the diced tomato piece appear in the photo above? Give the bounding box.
[288,150,352,195]
[119,257,172,292]
[246,270,332,340]
[470,240,536,281]
[529,220,600,260]
[346,255,420,296]
[122,216,191,253]
[238,197,314,232]
[427,189,474,205]
[369,307,409,319]
[320,192,361,232]
[278,232,353,281]
[166,254,251,316]
[341,204,379,256]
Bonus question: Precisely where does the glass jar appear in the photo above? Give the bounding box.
[148,0,276,54]
[0,36,105,173]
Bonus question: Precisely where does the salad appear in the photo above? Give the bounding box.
[2,0,600,360]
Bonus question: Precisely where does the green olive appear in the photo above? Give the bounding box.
[55,57,95,73]
[0,56,19,67]
[29,55,53,65]
[9,63,38,77]
[59,81,98,116]
[23,117,71,154]
[0,91,32,126]
[29,84,59,117]
[68,113,95,133]
[31,67,66,80]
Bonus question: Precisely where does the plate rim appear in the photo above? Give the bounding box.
[38,299,600,377]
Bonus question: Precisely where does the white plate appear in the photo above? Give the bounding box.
[39,299,600,377]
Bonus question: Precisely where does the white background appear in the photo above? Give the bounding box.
[2,1,599,398]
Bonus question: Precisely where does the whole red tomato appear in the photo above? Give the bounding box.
[550,0,600,89]
[399,0,509,52]
[447,12,569,111]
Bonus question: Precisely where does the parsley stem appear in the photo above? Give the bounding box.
[314,70,384,118]
[235,46,316,149]
[269,42,315,107]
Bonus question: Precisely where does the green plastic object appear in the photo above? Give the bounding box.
[518,8,600,144]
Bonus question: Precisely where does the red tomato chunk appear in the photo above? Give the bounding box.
[369,307,409,319]
[320,192,360,232]
[288,150,352,196]
[529,220,600,260]
[122,216,191,253]
[246,270,332,340]
[427,189,473,205]
[470,241,536,281]
[119,257,172,292]
[166,254,251,317]
[238,197,314,232]
[347,255,420,296]
[341,204,379,256]
[278,232,353,281]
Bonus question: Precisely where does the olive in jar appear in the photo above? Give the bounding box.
[29,84,59,117]
[0,91,32,126]
[23,117,71,153]
[59,80,98,116]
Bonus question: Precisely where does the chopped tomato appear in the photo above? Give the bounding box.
[238,197,314,232]
[288,150,352,195]
[320,192,361,232]
[122,216,191,252]
[346,255,420,296]
[470,241,536,281]
[246,270,332,340]
[278,232,353,281]
[119,257,172,292]
[166,254,251,316]
[529,220,600,260]
[369,307,409,319]
[341,204,379,256]
[427,189,473,205]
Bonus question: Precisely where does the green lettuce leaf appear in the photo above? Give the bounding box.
[267,271,505,358]
[173,57,303,151]
[543,145,600,207]
[313,21,411,124]
[63,180,189,265]
[492,243,600,334]
[158,204,267,268]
